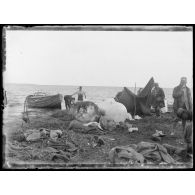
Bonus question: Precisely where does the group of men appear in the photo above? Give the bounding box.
[151,77,192,153]
[151,77,192,124]
[152,77,192,116]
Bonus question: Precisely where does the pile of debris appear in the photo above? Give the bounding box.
[6,126,112,163]
[108,141,187,165]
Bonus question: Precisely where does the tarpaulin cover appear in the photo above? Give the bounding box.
[114,77,154,116]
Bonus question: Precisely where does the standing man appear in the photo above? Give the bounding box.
[64,95,75,110]
[72,86,86,101]
[151,83,165,117]
[171,77,192,135]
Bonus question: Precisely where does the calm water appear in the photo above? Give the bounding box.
[3,83,174,122]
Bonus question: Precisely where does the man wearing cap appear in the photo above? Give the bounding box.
[171,77,192,135]
[151,83,165,117]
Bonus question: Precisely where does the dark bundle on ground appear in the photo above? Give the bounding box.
[176,108,192,121]
[184,123,193,154]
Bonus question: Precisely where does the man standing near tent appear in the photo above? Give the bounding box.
[151,83,165,117]
[171,77,192,135]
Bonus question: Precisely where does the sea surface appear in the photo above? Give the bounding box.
[3,83,175,123]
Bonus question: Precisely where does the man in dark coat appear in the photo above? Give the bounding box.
[151,83,165,117]
[64,95,75,110]
[171,77,192,135]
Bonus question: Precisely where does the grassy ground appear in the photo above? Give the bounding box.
[3,109,192,169]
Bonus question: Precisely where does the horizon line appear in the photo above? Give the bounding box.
[4,82,176,89]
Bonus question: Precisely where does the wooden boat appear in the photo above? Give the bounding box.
[26,92,63,109]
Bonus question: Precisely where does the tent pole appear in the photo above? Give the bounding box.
[134,83,137,118]
[134,83,136,94]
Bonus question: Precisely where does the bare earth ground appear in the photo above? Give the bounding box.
[3,108,193,169]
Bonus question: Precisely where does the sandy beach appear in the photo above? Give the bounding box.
[3,95,192,169]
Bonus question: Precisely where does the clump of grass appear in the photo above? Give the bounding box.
[27,117,70,131]
[8,129,26,142]
[51,110,74,121]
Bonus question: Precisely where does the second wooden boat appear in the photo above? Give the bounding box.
[26,92,63,109]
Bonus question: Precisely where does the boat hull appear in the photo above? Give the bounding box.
[26,94,63,109]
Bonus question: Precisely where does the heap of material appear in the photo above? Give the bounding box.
[68,100,132,132]
[96,98,132,124]
[69,101,102,123]
[109,141,175,164]
[114,77,154,116]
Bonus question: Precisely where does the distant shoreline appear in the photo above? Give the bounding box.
[4,83,175,89]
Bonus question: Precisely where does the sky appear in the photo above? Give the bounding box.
[4,30,193,88]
